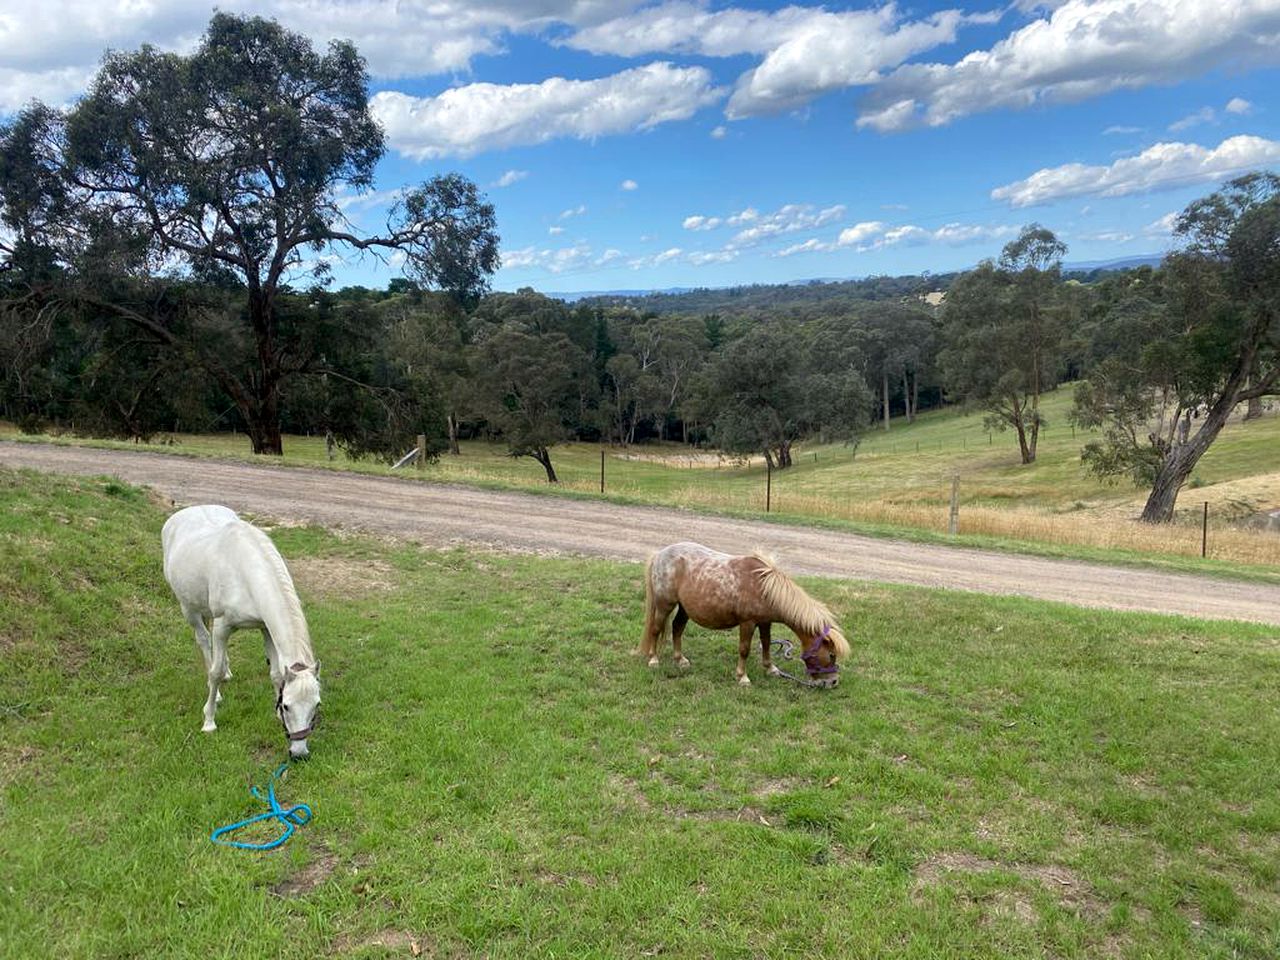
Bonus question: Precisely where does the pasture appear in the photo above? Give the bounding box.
[4,386,1279,574]
[3,469,1280,959]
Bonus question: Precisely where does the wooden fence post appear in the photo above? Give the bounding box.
[1202,501,1209,558]
[600,448,606,494]
[948,475,960,535]
[416,434,426,469]
[766,460,772,513]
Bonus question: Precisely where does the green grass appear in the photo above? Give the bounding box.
[4,469,1280,958]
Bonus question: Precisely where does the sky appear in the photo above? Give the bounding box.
[3,0,1279,293]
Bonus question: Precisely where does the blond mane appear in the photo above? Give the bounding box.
[753,554,851,657]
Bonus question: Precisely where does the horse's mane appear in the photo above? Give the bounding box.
[752,552,851,657]
[237,523,314,662]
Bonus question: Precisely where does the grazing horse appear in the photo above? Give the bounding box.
[641,541,850,687]
[161,505,321,758]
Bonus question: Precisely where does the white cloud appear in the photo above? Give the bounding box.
[727,8,968,118]
[371,62,723,158]
[559,205,588,220]
[710,125,727,139]
[596,248,624,265]
[500,241,594,274]
[834,220,1016,252]
[727,207,758,225]
[1169,107,1215,132]
[620,179,639,190]
[548,225,566,235]
[493,169,529,188]
[628,247,686,269]
[837,221,887,246]
[991,134,1280,207]
[727,203,845,247]
[1103,125,1143,135]
[1226,97,1254,115]
[687,249,739,265]
[564,2,972,119]
[776,237,833,257]
[857,0,1280,132]
[0,0,644,111]
[682,215,722,231]
[1144,211,1180,235]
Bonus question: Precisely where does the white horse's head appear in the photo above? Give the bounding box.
[277,662,321,758]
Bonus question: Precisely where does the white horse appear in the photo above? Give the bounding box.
[161,505,321,758]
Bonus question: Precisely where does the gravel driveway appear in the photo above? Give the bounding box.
[4,441,1278,625]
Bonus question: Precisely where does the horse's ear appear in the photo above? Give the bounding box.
[314,660,321,678]
[289,661,308,674]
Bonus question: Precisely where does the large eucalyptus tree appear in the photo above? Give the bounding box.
[0,13,498,454]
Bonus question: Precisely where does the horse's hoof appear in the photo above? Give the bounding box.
[201,722,217,733]
[676,657,691,668]
[766,665,782,677]
[647,657,660,668]
[737,675,751,686]
[215,690,223,703]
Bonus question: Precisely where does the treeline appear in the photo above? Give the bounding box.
[0,13,1276,526]
[578,272,961,317]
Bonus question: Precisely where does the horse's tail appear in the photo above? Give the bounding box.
[640,552,666,657]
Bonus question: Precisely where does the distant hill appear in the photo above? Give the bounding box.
[1062,254,1165,272]
[541,256,1164,311]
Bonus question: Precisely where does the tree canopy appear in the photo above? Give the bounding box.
[0,13,498,455]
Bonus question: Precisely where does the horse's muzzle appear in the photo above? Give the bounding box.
[288,739,310,759]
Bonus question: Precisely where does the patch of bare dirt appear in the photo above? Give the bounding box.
[270,847,339,898]
[751,777,806,798]
[290,555,398,599]
[332,928,434,957]
[0,744,40,787]
[678,804,772,825]
[914,851,1104,919]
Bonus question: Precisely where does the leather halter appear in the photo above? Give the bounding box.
[276,686,314,742]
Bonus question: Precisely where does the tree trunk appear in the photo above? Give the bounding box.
[902,370,913,423]
[1140,395,1237,522]
[911,371,919,420]
[1027,418,1039,463]
[447,413,460,455]
[531,446,558,483]
[1245,395,1263,420]
[247,289,284,455]
[777,440,792,468]
[882,369,890,431]
[245,417,283,455]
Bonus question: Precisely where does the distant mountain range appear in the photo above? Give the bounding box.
[540,254,1166,302]
[1062,254,1165,272]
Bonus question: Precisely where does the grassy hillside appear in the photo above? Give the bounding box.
[3,470,1280,958]
[5,386,1278,571]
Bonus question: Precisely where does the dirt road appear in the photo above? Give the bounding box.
[5,441,1279,625]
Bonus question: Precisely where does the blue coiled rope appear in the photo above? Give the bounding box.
[210,763,313,850]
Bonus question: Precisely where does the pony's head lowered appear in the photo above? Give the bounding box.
[800,624,850,687]
[277,662,321,759]
[754,555,851,687]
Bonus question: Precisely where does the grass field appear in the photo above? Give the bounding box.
[4,470,1280,958]
[5,387,1278,573]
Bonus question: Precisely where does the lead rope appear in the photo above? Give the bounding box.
[210,763,312,850]
[769,637,833,688]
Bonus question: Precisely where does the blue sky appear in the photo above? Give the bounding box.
[5,0,1280,292]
